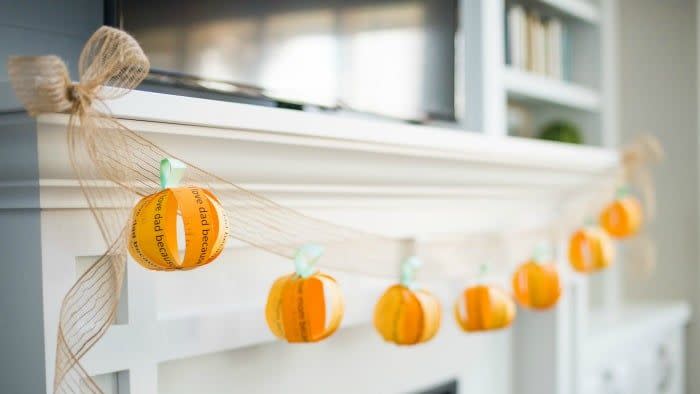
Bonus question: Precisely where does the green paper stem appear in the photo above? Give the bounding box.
[616,185,631,199]
[400,256,422,289]
[160,158,186,189]
[584,216,596,227]
[294,244,324,278]
[533,242,551,264]
[478,263,489,277]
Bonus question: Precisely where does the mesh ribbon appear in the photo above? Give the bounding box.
[620,135,664,276]
[621,135,664,219]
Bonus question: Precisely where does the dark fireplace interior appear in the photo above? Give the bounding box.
[415,379,458,394]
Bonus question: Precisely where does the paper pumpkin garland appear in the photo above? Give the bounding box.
[454,284,516,332]
[265,245,345,343]
[512,260,561,310]
[128,159,230,271]
[374,257,442,345]
[123,159,625,342]
[599,195,643,238]
[568,227,614,274]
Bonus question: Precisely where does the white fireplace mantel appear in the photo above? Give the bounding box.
[31,89,618,218]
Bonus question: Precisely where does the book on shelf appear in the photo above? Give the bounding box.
[506,4,569,81]
[545,18,562,79]
[528,11,546,74]
[507,4,527,69]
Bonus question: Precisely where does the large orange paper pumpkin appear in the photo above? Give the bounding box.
[512,261,561,310]
[374,285,441,345]
[454,285,516,332]
[599,196,643,238]
[265,272,344,343]
[128,186,229,271]
[568,227,614,274]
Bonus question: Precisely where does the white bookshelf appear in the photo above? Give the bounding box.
[504,66,600,111]
[459,1,686,394]
[461,0,609,146]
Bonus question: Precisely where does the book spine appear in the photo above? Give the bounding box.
[507,4,526,69]
[505,4,568,81]
[545,18,563,79]
[527,12,535,72]
[505,4,511,66]
[520,8,528,69]
[532,14,547,74]
[562,23,571,81]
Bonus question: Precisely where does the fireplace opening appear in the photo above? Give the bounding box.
[414,379,458,394]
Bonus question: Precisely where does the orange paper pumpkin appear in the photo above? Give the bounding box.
[512,261,561,310]
[374,285,441,345]
[128,185,229,271]
[454,285,516,332]
[599,196,643,238]
[568,227,614,274]
[265,272,344,343]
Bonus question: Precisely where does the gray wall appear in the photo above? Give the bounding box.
[0,0,102,110]
[0,115,43,394]
[0,1,101,393]
[618,0,699,392]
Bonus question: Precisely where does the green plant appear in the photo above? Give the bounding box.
[538,120,583,144]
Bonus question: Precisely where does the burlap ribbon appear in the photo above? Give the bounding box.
[621,136,664,218]
[620,135,664,276]
[7,26,660,393]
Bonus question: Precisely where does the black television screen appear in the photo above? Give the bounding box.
[112,0,457,121]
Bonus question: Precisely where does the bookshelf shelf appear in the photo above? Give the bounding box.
[536,0,600,24]
[504,66,600,112]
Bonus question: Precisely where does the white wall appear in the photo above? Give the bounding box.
[617,0,699,391]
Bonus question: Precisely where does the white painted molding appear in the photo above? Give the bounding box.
[10,89,619,211]
[46,90,614,167]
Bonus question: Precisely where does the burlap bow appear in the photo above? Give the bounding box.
[9,26,148,116]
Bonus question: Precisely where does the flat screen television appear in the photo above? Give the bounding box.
[108,0,457,121]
